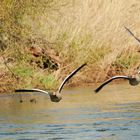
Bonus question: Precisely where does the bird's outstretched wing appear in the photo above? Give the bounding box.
[15,88,49,95]
[94,76,130,93]
[124,26,140,44]
[58,63,87,93]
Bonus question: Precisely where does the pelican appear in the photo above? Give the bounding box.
[94,72,140,93]
[15,63,86,102]
[124,26,140,44]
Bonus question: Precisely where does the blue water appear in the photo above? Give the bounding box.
[0,84,140,140]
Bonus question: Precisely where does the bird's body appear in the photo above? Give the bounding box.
[15,63,86,102]
[95,72,140,93]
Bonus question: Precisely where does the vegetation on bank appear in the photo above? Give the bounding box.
[1,0,140,92]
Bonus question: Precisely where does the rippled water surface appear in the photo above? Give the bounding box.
[0,83,140,140]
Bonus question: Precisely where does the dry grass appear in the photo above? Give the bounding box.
[1,0,140,90]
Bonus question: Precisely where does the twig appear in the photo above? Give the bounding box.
[2,56,18,80]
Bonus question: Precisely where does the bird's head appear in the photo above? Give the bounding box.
[49,92,62,102]
[129,71,140,86]
[129,78,139,86]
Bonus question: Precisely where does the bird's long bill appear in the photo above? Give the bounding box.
[94,76,130,93]
[58,63,87,93]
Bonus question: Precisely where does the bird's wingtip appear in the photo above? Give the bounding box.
[15,89,20,92]
[94,89,99,94]
[124,26,127,29]
[83,63,87,66]
[124,26,130,31]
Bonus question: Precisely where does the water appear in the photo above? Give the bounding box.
[0,83,140,140]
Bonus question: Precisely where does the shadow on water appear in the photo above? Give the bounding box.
[0,83,140,140]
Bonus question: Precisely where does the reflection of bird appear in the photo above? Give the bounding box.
[124,26,140,44]
[30,98,37,103]
[95,72,140,93]
[15,63,86,102]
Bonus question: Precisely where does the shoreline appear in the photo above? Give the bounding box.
[0,80,128,94]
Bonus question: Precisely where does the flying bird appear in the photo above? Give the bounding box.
[95,72,140,93]
[15,63,86,102]
[124,26,140,44]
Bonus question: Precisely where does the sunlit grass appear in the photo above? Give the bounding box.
[37,74,57,90]
[1,0,140,91]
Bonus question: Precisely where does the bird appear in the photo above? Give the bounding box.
[94,72,140,93]
[124,26,140,44]
[15,63,86,102]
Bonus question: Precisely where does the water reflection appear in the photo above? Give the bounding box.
[0,83,140,139]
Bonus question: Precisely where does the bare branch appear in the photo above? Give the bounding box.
[2,56,18,80]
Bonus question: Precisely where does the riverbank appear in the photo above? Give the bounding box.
[0,68,131,93]
[1,0,140,93]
